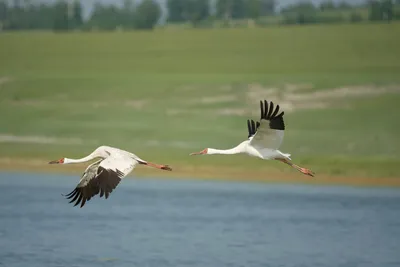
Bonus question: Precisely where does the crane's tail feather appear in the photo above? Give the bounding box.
[283,153,291,160]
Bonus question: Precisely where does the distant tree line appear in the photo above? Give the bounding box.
[0,0,400,32]
[280,0,400,25]
[0,0,161,31]
[166,0,276,26]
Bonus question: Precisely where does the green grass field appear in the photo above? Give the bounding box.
[1,23,400,185]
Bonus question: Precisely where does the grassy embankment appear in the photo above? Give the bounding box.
[0,23,400,186]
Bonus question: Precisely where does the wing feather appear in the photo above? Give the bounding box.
[249,100,286,150]
[247,119,260,138]
[63,156,137,208]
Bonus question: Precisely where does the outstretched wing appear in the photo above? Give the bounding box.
[63,159,102,207]
[63,156,137,208]
[249,100,285,150]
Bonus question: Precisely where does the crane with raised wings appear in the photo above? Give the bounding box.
[190,100,315,177]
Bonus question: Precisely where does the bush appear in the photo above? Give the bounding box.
[282,11,318,25]
[316,14,345,24]
[350,12,363,23]
[134,0,161,30]
[395,11,400,20]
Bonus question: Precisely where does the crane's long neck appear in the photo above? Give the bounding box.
[64,154,99,164]
[208,146,243,155]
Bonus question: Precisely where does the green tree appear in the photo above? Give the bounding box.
[381,0,394,22]
[368,0,393,22]
[261,0,275,15]
[281,2,317,25]
[119,0,135,29]
[368,0,382,21]
[216,0,230,19]
[232,0,246,18]
[8,2,22,29]
[88,3,124,30]
[216,0,246,19]
[167,0,185,22]
[134,0,161,29]
[337,1,352,9]
[281,1,316,13]
[319,0,335,11]
[0,0,68,30]
[123,0,134,11]
[246,0,262,19]
[72,0,83,29]
[0,0,8,28]
[349,11,363,23]
[36,3,56,29]
[182,0,209,26]
[53,0,69,31]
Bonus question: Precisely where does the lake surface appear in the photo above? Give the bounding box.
[0,172,400,267]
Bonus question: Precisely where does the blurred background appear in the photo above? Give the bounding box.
[1,1,400,267]
[1,0,400,183]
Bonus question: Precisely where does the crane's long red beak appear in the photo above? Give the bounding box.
[49,158,64,164]
[189,148,207,156]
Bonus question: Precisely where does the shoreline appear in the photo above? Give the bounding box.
[1,158,399,188]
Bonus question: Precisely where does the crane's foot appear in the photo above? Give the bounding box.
[160,165,172,171]
[300,168,315,177]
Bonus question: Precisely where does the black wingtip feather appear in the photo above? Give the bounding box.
[267,102,274,119]
[65,191,77,200]
[80,197,86,208]
[247,119,261,138]
[64,166,123,208]
[271,104,280,118]
[264,100,268,117]
[260,100,264,119]
[69,191,80,203]
[259,99,285,131]
[74,194,83,207]
[63,188,77,198]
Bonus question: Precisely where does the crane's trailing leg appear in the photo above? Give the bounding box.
[275,158,315,177]
[139,161,172,171]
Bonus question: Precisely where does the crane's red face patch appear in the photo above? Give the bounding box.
[189,148,208,156]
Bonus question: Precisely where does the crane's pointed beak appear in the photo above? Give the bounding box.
[49,158,64,164]
[189,148,208,156]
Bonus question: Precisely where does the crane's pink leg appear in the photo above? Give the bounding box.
[275,158,315,177]
[140,161,172,171]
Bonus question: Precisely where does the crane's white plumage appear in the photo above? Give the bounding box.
[246,100,288,159]
[49,145,172,208]
[190,100,314,177]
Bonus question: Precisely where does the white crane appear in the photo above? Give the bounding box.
[190,100,315,177]
[49,145,172,208]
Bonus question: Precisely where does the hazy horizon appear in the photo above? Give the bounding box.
[5,0,366,21]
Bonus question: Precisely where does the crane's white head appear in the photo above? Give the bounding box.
[49,158,65,164]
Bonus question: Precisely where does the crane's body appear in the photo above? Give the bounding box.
[49,145,172,208]
[205,139,291,160]
[190,100,314,177]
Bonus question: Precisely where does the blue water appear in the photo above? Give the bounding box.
[0,172,400,267]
